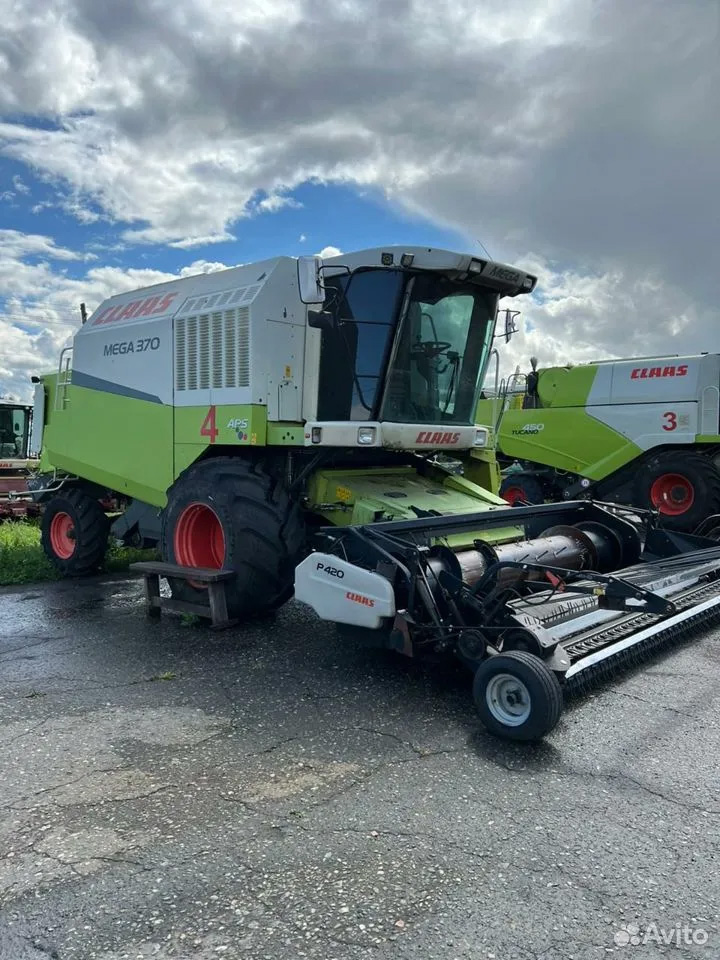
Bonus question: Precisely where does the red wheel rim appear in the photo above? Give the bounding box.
[502,485,527,506]
[50,512,76,559]
[650,473,695,516]
[173,503,225,569]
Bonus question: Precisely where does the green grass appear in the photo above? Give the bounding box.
[0,520,157,586]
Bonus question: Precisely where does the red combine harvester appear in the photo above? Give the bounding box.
[0,402,38,520]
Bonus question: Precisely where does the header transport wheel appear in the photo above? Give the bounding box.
[473,651,563,741]
[636,452,720,531]
[161,457,304,621]
[40,489,109,575]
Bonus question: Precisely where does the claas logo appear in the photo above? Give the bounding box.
[93,293,177,325]
[631,364,688,380]
[415,430,461,444]
[346,591,375,608]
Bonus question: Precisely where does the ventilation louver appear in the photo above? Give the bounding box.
[174,307,250,391]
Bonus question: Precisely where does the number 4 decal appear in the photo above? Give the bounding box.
[200,405,219,443]
[662,411,677,432]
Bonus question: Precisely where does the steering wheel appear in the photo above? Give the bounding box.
[411,340,451,359]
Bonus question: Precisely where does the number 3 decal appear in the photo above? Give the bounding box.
[200,405,218,443]
[662,411,677,432]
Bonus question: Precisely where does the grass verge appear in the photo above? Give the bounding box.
[0,520,157,586]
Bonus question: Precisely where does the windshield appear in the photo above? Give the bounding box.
[0,407,28,459]
[381,275,497,425]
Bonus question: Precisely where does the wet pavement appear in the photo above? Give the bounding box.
[0,575,718,960]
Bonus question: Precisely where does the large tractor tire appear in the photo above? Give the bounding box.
[40,488,109,575]
[161,457,305,620]
[635,451,720,531]
[499,473,545,506]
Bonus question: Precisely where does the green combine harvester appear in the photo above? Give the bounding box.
[478,355,720,532]
[29,246,720,740]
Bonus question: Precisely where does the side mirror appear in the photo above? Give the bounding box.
[297,256,325,305]
[503,309,520,343]
[307,310,335,332]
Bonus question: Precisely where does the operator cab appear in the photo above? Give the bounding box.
[306,247,535,448]
[0,404,31,460]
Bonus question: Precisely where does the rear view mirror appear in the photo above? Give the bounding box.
[503,309,521,343]
[297,256,325,305]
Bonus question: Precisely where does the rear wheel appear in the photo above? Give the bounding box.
[161,457,305,620]
[41,488,109,575]
[473,651,563,741]
[499,473,545,506]
[635,451,720,531]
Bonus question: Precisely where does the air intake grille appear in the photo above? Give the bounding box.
[174,307,250,391]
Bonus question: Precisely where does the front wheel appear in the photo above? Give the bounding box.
[160,457,305,621]
[634,451,720,531]
[40,489,109,575]
[499,473,545,506]
[473,651,563,741]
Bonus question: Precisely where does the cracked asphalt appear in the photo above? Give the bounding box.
[0,575,718,960]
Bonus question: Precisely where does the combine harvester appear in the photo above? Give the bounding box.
[479,356,720,533]
[29,246,720,739]
[0,400,37,519]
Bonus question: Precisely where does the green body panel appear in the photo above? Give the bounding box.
[498,408,643,480]
[307,467,520,546]
[536,365,597,407]
[42,385,173,506]
[479,365,645,482]
[267,423,307,445]
[458,445,502,495]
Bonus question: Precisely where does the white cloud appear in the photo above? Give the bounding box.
[317,246,342,259]
[12,175,30,195]
[169,233,237,250]
[0,229,89,262]
[298,233,307,243]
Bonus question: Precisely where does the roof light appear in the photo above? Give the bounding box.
[381,252,394,266]
[311,427,322,444]
[357,426,376,445]
[474,428,488,447]
[469,258,486,274]
[400,253,414,268]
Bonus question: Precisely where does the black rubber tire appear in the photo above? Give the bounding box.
[499,473,545,506]
[40,488,109,576]
[161,457,305,621]
[473,651,563,741]
[634,451,720,531]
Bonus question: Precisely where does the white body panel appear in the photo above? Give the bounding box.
[585,354,720,448]
[303,421,487,450]
[73,257,306,415]
[294,553,396,629]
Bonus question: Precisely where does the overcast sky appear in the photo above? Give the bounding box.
[1,0,718,400]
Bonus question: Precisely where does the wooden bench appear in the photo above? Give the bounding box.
[130,561,238,630]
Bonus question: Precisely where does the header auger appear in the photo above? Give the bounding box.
[28,245,720,739]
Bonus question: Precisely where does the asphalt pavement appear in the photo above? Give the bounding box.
[0,574,718,960]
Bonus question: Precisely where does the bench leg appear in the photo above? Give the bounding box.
[143,573,162,619]
[208,581,232,629]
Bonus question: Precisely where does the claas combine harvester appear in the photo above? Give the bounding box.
[29,246,720,739]
[477,355,720,534]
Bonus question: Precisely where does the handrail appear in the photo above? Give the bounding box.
[54,346,73,411]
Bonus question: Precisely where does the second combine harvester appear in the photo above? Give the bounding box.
[30,247,720,739]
